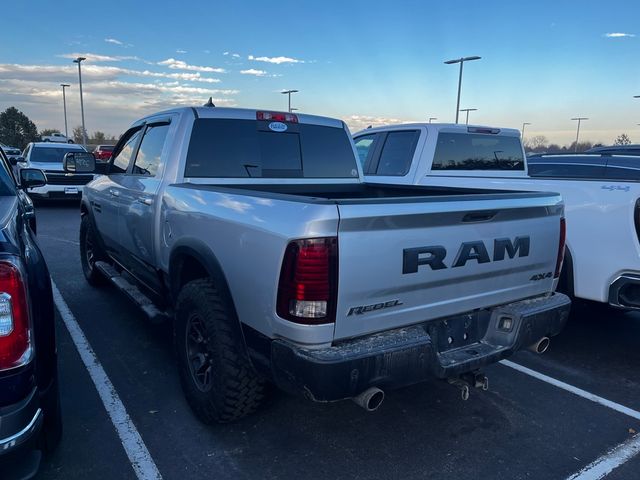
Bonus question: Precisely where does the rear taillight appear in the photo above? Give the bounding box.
[256,111,299,123]
[554,217,566,278]
[0,262,31,370]
[277,237,338,324]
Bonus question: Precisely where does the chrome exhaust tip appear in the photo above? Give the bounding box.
[528,336,550,354]
[352,387,385,412]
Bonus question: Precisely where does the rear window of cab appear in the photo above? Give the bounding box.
[185,119,359,179]
[432,132,525,171]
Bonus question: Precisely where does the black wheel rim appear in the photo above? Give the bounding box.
[84,229,95,269]
[186,314,213,391]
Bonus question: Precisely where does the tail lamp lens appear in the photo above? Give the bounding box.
[0,262,31,370]
[277,237,338,324]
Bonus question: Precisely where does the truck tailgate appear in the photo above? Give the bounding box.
[334,194,563,340]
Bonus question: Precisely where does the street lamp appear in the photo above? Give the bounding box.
[444,56,481,124]
[521,122,531,140]
[428,117,437,123]
[571,117,589,152]
[459,108,477,125]
[73,57,87,146]
[60,84,70,139]
[281,89,299,113]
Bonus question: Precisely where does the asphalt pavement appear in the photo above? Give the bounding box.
[33,202,640,480]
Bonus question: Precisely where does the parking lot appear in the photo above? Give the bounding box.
[33,202,640,480]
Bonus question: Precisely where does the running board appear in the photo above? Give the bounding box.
[95,261,170,324]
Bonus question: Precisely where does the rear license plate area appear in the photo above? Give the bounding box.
[428,311,490,353]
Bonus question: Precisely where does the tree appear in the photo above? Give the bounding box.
[72,126,86,144]
[0,107,39,149]
[91,131,106,143]
[614,133,631,146]
[39,128,60,138]
[524,135,548,153]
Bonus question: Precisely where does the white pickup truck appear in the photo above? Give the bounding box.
[354,123,640,309]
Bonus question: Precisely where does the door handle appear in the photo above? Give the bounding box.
[137,197,153,206]
[109,189,120,197]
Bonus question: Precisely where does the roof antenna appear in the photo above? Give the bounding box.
[203,97,215,107]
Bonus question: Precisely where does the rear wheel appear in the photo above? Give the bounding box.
[67,140,74,144]
[79,215,107,286]
[175,279,266,423]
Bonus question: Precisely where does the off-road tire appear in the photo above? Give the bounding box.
[79,215,108,286]
[175,279,265,423]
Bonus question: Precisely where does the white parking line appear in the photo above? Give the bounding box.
[500,359,640,479]
[52,281,163,480]
[500,360,640,421]
[566,435,640,480]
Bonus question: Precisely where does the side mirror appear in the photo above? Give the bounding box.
[9,156,25,166]
[63,151,96,173]
[19,168,46,189]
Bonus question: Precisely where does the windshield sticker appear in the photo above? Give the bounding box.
[268,122,288,132]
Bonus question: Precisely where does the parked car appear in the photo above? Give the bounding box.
[586,144,640,156]
[92,145,114,161]
[353,123,640,310]
[0,143,22,158]
[21,142,93,200]
[527,153,640,180]
[40,133,74,144]
[70,106,569,423]
[0,149,61,479]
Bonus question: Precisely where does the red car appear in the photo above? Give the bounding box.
[93,145,114,161]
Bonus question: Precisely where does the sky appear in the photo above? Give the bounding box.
[1,0,639,145]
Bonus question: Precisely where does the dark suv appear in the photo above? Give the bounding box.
[0,150,61,478]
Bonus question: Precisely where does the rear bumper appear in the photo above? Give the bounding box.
[269,293,571,402]
[609,274,640,309]
[0,387,44,479]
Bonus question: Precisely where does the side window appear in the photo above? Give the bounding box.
[110,128,143,174]
[528,157,606,178]
[374,130,419,176]
[354,134,377,169]
[132,124,170,177]
[605,157,640,180]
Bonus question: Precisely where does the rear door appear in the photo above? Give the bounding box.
[116,119,171,290]
[333,193,562,340]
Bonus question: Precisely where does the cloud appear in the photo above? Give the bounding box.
[104,38,123,45]
[240,69,267,76]
[158,58,225,73]
[604,32,636,38]
[0,63,222,84]
[248,55,303,64]
[176,49,187,54]
[345,114,414,133]
[58,52,143,63]
[223,52,241,58]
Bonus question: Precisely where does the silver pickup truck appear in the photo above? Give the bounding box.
[68,106,570,423]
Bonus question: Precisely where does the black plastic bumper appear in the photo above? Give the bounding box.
[270,293,571,402]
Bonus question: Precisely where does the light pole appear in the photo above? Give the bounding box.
[521,122,531,140]
[73,56,87,146]
[444,56,481,124]
[60,83,70,139]
[571,117,589,152]
[281,89,298,113]
[459,108,477,125]
[428,117,437,123]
